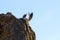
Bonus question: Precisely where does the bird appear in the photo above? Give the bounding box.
[23,14,27,18]
[29,12,33,21]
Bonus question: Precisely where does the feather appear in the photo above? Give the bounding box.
[29,12,33,21]
[23,14,27,18]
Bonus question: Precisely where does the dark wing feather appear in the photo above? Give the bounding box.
[23,14,27,18]
[29,12,33,21]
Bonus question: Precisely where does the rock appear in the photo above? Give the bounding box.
[0,12,36,40]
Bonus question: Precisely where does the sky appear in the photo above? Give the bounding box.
[0,0,60,40]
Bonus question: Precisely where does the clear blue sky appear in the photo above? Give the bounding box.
[0,0,60,40]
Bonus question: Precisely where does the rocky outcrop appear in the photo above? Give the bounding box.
[0,12,36,40]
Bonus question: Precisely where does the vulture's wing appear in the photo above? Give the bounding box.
[23,14,27,18]
[29,12,33,21]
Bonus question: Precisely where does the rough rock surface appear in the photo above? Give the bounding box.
[0,12,36,40]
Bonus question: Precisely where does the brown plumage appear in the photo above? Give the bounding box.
[6,12,12,15]
[6,12,12,17]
